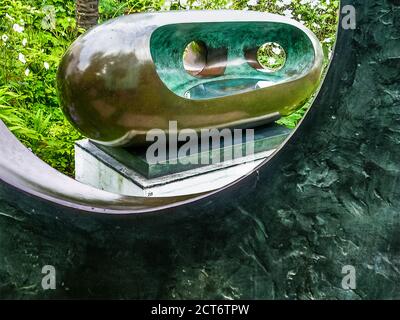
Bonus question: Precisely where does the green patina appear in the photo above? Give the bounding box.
[150,22,315,99]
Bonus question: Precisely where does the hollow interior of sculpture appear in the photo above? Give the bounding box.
[150,22,315,100]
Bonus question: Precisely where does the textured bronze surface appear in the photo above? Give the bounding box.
[57,10,323,146]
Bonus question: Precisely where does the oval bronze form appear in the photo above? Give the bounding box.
[57,10,323,147]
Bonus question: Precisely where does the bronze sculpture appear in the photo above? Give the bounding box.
[57,10,323,146]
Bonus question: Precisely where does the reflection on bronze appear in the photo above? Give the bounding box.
[183,41,228,78]
[199,46,228,77]
[183,41,228,77]
[244,47,263,70]
[57,10,324,146]
[183,41,208,77]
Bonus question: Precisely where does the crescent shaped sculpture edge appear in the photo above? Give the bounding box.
[56,10,324,146]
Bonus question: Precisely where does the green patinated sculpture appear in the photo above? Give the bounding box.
[57,10,323,146]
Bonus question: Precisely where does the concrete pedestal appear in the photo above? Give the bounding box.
[75,125,291,197]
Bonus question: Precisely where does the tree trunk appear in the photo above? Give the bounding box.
[76,0,99,30]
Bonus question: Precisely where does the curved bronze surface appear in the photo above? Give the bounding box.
[57,10,323,146]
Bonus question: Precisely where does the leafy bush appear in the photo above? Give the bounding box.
[0,0,81,175]
[0,0,338,176]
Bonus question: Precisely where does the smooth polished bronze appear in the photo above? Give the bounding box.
[57,10,324,146]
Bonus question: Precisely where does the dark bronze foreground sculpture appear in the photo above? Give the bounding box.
[1,0,400,299]
[57,11,323,146]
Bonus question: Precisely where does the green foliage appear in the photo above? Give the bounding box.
[0,0,339,176]
[99,0,165,20]
[0,0,81,175]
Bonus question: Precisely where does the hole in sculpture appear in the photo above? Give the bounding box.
[183,40,228,78]
[257,42,286,72]
[183,41,207,77]
[182,41,287,100]
[246,42,287,73]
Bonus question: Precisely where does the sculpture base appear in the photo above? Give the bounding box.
[75,124,291,197]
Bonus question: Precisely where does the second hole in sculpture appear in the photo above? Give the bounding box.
[245,42,287,73]
[256,42,287,72]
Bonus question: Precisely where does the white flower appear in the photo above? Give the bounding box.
[225,1,233,8]
[22,38,27,46]
[300,0,320,8]
[25,68,30,76]
[272,47,282,55]
[312,22,321,29]
[5,14,14,21]
[44,62,50,70]
[276,1,284,8]
[247,0,258,6]
[18,53,26,64]
[276,0,291,8]
[161,0,171,10]
[2,34,8,43]
[13,23,24,33]
[283,9,293,18]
